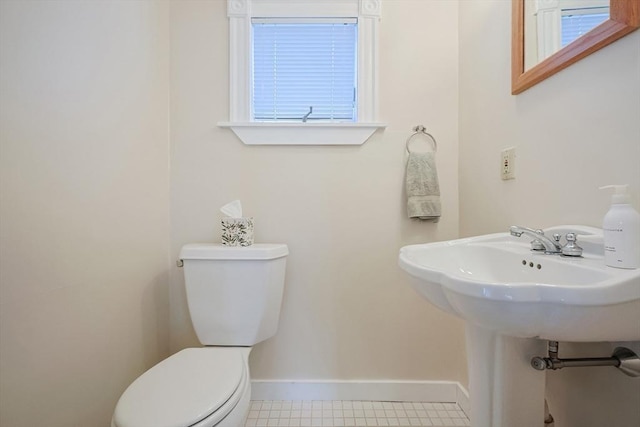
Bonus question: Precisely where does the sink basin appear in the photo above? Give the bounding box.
[399,225,640,342]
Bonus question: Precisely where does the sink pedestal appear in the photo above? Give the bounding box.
[466,323,548,427]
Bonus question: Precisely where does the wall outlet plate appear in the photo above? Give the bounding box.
[501,147,516,180]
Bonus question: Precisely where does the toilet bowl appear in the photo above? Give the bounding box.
[112,243,288,427]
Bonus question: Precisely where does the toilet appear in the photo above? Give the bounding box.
[112,243,288,427]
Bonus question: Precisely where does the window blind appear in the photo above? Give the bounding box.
[561,10,609,47]
[252,19,357,122]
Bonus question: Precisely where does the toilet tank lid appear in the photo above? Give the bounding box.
[180,243,288,260]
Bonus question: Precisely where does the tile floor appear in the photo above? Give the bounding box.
[245,400,470,427]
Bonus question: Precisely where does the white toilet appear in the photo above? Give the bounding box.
[112,243,288,427]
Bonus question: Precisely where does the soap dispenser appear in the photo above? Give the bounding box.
[599,185,640,269]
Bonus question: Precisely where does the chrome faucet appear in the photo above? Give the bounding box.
[509,226,562,254]
[509,226,583,256]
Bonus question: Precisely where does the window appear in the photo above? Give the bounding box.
[252,19,358,122]
[220,0,385,145]
[560,8,609,47]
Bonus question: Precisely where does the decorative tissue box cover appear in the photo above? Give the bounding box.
[221,217,254,246]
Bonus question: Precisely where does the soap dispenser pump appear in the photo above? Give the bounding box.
[599,185,640,269]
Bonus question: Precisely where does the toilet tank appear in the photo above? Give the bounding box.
[179,243,288,346]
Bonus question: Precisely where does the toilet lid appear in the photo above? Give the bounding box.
[113,348,245,427]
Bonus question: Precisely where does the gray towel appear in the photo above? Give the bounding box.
[406,151,441,221]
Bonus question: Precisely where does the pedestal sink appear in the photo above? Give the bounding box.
[398,225,640,427]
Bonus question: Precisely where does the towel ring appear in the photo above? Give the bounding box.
[406,125,437,154]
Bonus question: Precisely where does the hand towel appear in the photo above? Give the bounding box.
[406,151,441,221]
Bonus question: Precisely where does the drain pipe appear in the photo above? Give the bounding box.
[531,341,640,377]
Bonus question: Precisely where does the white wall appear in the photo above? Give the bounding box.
[0,2,170,426]
[169,0,467,384]
[458,1,640,426]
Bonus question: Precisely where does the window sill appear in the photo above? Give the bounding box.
[218,122,387,146]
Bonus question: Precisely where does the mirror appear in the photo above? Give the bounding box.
[512,0,640,94]
[523,0,610,71]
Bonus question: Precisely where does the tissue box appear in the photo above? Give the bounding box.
[221,217,254,247]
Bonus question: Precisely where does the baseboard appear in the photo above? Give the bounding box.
[455,384,470,417]
[251,380,469,415]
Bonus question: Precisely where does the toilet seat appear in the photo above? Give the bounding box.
[112,347,247,427]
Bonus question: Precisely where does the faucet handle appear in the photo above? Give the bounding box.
[553,233,561,243]
[561,232,583,257]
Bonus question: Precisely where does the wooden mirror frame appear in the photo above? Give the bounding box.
[512,0,640,94]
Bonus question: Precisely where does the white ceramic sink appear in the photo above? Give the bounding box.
[399,225,640,427]
[399,225,640,342]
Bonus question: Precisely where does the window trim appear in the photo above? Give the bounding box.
[220,0,385,146]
